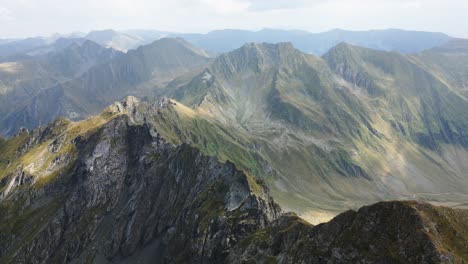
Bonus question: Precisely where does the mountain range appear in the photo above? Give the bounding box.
[0,28,467,263]
[160,39,467,214]
[0,38,211,135]
[1,34,467,215]
[0,28,453,58]
[176,28,452,54]
[0,97,466,263]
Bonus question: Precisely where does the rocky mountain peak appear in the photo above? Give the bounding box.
[211,41,303,77]
[134,37,212,59]
[0,102,282,262]
[155,97,177,108]
[0,97,467,263]
[237,41,296,58]
[228,200,468,263]
[13,127,30,137]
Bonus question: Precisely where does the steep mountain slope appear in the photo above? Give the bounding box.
[0,97,281,263]
[1,39,467,219]
[229,201,468,263]
[0,38,212,135]
[38,39,121,78]
[0,40,121,132]
[0,37,49,58]
[412,38,468,97]
[0,34,88,59]
[178,28,452,54]
[152,42,468,217]
[0,38,120,91]
[324,42,467,149]
[0,98,466,263]
[166,42,371,137]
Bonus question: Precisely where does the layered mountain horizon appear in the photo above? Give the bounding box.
[0,27,467,263]
[0,28,455,57]
[1,35,467,211]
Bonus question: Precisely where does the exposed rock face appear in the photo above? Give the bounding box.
[0,107,281,263]
[2,40,468,219]
[0,99,467,264]
[228,201,468,263]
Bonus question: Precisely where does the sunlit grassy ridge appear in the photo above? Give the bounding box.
[0,116,109,259]
[0,112,119,188]
[1,41,467,216]
[324,43,468,149]
[138,42,468,213]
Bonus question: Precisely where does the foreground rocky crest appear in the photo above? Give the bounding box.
[229,201,468,263]
[0,97,466,263]
[0,97,281,263]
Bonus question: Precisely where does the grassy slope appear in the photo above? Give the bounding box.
[0,112,121,186]
[2,42,467,218]
[412,39,468,97]
[324,43,468,148]
[0,111,127,261]
[0,38,213,136]
[416,202,468,260]
[145,43,468,215]
[233,201,468,262]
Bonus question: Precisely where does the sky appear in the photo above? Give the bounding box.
[1,0,468,38]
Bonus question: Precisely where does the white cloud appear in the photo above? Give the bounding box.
[201,0,249,14]
[0,6,13,21]
[243,0,309,11]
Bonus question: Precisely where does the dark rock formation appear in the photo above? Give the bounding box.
[228,201,468,263]
[0,98,466,263]
[0,108,281,263]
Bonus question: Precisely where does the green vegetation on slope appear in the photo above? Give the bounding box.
[144,42,468,214]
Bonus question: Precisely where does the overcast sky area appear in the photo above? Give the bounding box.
[1,0,468,38]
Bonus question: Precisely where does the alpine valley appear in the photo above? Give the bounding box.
[0,29,467,263]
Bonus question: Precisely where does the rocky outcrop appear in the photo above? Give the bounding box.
[0,107,281,263]
[228,201,468,263]
[0,98,467,264]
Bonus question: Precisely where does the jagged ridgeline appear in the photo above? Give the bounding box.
[1,38,467,219]
[0,98,281,262]
[0,38,213,136]
[156,41,468,215]
[0,98,466,263]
